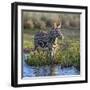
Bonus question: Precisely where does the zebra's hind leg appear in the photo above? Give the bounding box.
[33,45,40,55]
[46,49,50,60]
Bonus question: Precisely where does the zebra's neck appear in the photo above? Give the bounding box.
[48,30,56,43]
[49,36,56,44]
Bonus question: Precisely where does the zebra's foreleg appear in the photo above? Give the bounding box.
[48,49,51,61]
[49,49,54,64]
[51,50,54,59]
[46,49,50,59]
[51,47,57,63]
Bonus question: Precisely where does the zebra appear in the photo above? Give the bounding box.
[34,23,64,61]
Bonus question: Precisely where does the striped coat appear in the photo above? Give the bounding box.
[34,28,63,51]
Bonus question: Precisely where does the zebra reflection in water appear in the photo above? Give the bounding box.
[33,65,60,76]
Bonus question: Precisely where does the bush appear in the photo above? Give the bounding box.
[24,20,34,29]
[32,17,46,29]
[23,12,80,30]
[26,51,52,66]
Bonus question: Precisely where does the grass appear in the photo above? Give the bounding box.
[55,40,80,69]
[23,28,80,70]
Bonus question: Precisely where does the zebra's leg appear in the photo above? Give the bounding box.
[51,48,54,62]
[37,48,40,54]
[34,45,40,55]
[33,45,37,55]
[49,49,54,64]
[49,51,52,62]
[48,49,51,61]
[42,49,45,54]
[51,50,54,59]
[47,49,50,60]
[53,48,56,61]
[50,50,54,64]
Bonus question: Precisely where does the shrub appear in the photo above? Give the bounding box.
[24,20,34,29]
[32,17,46,29]
[23,12,80,30]
[26,51,52,66]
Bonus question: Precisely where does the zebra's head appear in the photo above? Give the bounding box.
[51,22,64,39]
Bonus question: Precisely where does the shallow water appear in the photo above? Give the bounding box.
[23,57,80,78]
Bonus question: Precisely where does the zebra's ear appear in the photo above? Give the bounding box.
[54,23,57,29]
[57,22,61,29]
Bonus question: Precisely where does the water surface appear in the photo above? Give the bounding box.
[23,59,80,78]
